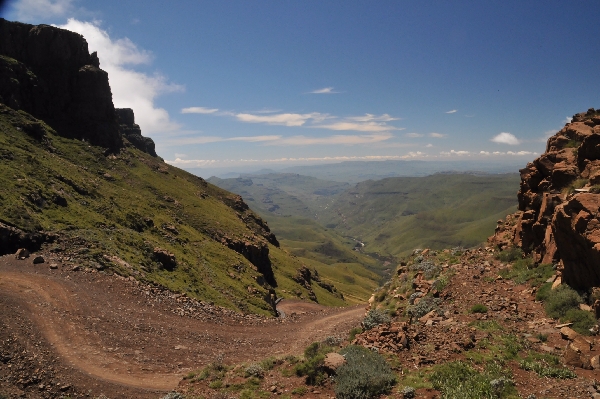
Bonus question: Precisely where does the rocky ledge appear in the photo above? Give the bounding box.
[490,108,600,289]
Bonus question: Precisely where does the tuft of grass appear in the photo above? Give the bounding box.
[544,285,582,319]
[430,361,517,399]
[519,358,576,379]
[470,304,488,314]
[495,247,523,263]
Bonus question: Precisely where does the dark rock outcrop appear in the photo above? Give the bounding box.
[116,108,157,157]
[490,107,600,289]
[0,221,53,256]
[0,18,122,150]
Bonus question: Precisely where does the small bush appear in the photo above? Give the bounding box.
[535,282,552,301]
[294,341,334,385]
[495,247,523,263]
[362,309,391,330]
[402,386,416,398]
[544,285,582,319]
[291,386,308,395]
[470,304,488,314]
[160,393,185,399]
[349,327,363,341]
[323,336,343,346]
[409,260,441,279]
[563,308,596,335]
[335,345,396,399]
[407,296,441,320]
[244,363,265,378]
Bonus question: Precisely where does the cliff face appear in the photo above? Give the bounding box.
[490,108,600,289]
[0,18,155,155]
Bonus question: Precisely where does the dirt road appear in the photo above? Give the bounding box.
[0,254,365,398]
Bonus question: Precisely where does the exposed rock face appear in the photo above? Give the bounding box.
[0,18,122,150]
[116,108,157,157]
[490,107,600,289]
[0,221,52,256]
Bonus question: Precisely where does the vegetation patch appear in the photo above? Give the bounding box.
[362,309,390,330]
[335,345,396,399]
[430,361,517,399]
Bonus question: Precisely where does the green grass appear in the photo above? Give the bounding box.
[470,304,488,313]
[519,352,576,379]
[430,361,517,399]
[0,105,348,314]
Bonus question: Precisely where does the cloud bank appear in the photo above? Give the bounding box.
[58,19,183,135]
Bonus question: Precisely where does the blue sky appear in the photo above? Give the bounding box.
[3,0,600,172]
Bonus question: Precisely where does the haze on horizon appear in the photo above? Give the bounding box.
[3,0,600,172]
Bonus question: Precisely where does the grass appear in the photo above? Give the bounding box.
[430,361,518,399]
[470,304,488,313]
[519,353,576,379]
[0,104,349,314]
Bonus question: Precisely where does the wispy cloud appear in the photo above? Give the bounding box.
[312,122,402,132]
[426,143,433,148]
[309,87,339,94]
[166,154,408,168]
[405,133,424,138]
[346,114,399,122]
[235,112,327,127]
[58,19,183,135]
[491,132,521,145]
[181,107,219,114]
[445,109,457,114]
[10,0,78,21]
[440,150,471,156]
[429,132,447,138]
[272,133,393,146]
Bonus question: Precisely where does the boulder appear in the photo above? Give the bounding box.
[32,255,44,264]
[323,353,346,373]
[153,247,177,271]
[15,248,29,259]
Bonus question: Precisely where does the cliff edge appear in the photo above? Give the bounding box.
[490,108,600,289]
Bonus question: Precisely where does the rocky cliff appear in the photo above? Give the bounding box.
[0,18,155,155]
[490,108,600,289]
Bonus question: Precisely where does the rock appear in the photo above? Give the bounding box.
[49,263,58,269]
[323,352,346,372]
[153,247,177,271]
[591,355,600,370]
[116,108,157,157]
[14,248,29,259]
[32,255,44,264]
[551,276,562,290]
[560,326,580,341]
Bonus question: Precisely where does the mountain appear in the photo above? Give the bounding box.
[491,107,600,289]
[0,18,347,314]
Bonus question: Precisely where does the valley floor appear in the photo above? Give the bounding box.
[0,254,364,398]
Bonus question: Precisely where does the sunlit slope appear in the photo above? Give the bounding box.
[0,105,347,313]
[325,173,519,256]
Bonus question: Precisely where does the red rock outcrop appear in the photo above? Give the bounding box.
[490,108,600,289]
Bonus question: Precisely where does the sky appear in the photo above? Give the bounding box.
[3,0,600,173]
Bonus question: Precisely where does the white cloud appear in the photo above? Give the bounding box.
[426,143,433,148]
[445,110,457,114]
[440,150,471,156]
[491,132,521,145]
[181,107,219,114]
[405,133,424,138]
[480,151,490,155]
[235,112,326,127]
[346,114,399,122]
[174,153,187,158]
[11,0,77,21]
[58,19,183,135]
[313,122,401,132]
[565,116,573,124]
[309,87,339,94]
[273,133,392,146]
[429,132,447,138]
[227,135,281,142]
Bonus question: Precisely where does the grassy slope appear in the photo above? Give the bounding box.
[0,105,347,314]
[325,173,519,257]
[208,175,384,301]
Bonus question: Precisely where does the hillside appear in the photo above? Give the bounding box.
[0,19,347,314]
[325,173,520,257]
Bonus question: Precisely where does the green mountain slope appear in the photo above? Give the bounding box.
[0,105,347,314]
[325,173,520,256]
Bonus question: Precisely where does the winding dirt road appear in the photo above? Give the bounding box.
[0,254,365,398]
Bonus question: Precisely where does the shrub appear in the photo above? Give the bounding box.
[362,309,391,330]
[402,386,416,398]
[349,327,363,341]
[430,361,514,399]
[335,345,396,399]
[407,296,441,320]
[294,342,334,385]
[409,260,441,279]
[244,363,265,378]
[160,393,185,399]
[544,285,582,319]
[535,282,552,301]
[563,308,596,335]
[495,247,523,263]
[470,304,488,314]
[323,336,343,346]
[291,386,308,395]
